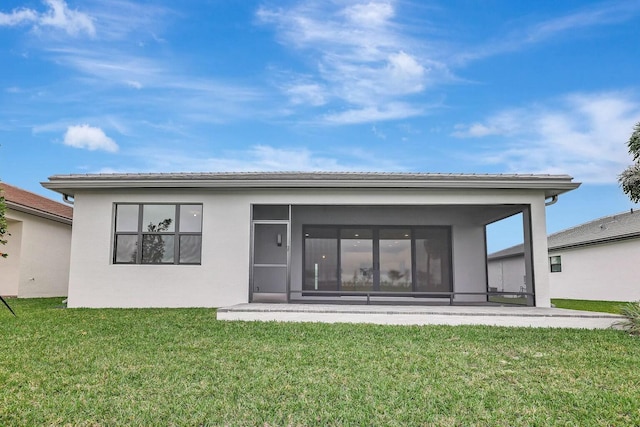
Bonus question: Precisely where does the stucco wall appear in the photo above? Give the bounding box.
[0,219,22,296]
[487,256,526,293]
[67,189,251,308]
[65,187,550,308]
[0,209,71,297]
[549,239,640,302]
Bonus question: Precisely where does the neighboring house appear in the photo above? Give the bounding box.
[0,183,73,297]
[41,172,579,308]
[488,210,640,302]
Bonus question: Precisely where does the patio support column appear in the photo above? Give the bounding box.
[523,199,551,307]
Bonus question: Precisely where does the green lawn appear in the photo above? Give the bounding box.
[552,298,627,314]
[1,298,639,426]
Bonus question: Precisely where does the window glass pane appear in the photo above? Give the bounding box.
[304,234,338,291]
[180,235,202,264]
[340,230,373,291]
[142,205,175,233]
[115,235,138,263]
[180,205,203,232]
[142,235,175,263]
[115,204,139,232]
[415,228,451,292]
[379,229,411,291]
[253,205,289,220]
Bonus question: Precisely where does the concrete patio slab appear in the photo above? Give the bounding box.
[217,303,624,329]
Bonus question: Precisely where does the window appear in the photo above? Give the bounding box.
[549,255,561,273]
[114,204,202,265]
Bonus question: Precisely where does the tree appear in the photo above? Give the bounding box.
[141,218,173,263]
[619,122,640,203]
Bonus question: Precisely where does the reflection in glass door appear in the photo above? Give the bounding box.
[415,228,451,292]
[304,228,338,291]
[379,229,412,292]
[302,225,452,295]
[340,228,373,291]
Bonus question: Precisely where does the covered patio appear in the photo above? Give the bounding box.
[251,198,563,307]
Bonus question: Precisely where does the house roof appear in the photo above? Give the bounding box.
[488,209,640,260]
[1,182,73,224]
[42,171,580,198]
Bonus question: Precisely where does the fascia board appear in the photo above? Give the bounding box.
[549,232,640,252]
[42,178,580,196]
[6,202,72,225]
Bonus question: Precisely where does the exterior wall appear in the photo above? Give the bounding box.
[549,239,640,302]
[528,201,551,307]
[487,256,526,293]
[0,219,22,296]
[67,189,251,308]
[66,187,551,308]
[450,224,486,302]
[0,209,71,298]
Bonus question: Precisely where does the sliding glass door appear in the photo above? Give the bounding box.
[303,226,451,294]
[415,228,451,292]
[340,229,374,291]
[304,228,338,291]
[379,229,412,292]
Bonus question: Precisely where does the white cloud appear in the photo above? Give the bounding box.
[121,144,405,173]
[40,0,95,36]
[454,0,640,64]
[257,1,447,122]
[323,102,423,125]
[452,92,640,183]
[284,82,327,106]
[0,8,37,26]
[63,124,118,152]
[342,2,394,26]
[0,0,95,36]
[125,80,143,89]
[452,110,525,137]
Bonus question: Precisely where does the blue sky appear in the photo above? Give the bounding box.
[1,0,639,251]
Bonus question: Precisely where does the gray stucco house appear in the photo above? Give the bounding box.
[41,172,579,308]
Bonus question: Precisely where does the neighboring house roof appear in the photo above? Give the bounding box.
[488,209,640,260]
[42,172,580,198]
[1,182,73,225]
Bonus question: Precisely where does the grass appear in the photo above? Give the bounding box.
[1,298,639,426]
[552,298,626,314]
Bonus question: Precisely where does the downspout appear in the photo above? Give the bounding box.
[62,194,74,205]
[545,195,558,206]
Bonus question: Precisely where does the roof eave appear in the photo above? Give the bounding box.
[6,201,73,225]
[41,177,580,197]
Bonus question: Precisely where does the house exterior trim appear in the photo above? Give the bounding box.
[6,201,73,226]
[42,172,579,199]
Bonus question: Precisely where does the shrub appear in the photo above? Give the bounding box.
[616,301,640,336]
